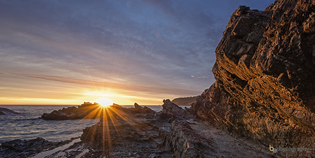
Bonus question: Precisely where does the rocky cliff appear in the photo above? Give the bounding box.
[192,0,315,155]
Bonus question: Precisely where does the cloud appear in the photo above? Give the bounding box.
[0,72,201,96]
[0,0,275,104]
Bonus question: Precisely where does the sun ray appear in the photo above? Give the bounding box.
[79,103,162,156]
[95,98,113,108]
[106,108,126,150]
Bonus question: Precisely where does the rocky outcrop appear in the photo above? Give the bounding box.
[167,120,211,158]
[0,108,19,115]
[192,0,315,156]
[161,99,189,117]
[133,102,156,114]
[0,137,74,158]
[41,102,100,120]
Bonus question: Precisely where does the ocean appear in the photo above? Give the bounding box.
[0,105,163,143]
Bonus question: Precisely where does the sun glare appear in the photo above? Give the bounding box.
[96,98,113,107]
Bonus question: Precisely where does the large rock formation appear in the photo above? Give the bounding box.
[192,0,315,156]
[41,102,100,120]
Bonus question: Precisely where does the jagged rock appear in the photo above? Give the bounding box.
[168,120,208,158]
[41,102,99,120]
[132,102,156,114]
[0,108,20,115]
[192,1,315,157]
[134,102,141,109]
[161,99,188,117]
[0,137,73,158]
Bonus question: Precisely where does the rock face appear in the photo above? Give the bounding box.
[192,0,315,156]
[41,102,100,120]
[0,108,20,115]
[0,137,73,158]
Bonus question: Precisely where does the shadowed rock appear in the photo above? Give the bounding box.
[161,99,188,116]
[133,102,156,114]
[0,137,74,158]
[41,102,100,120]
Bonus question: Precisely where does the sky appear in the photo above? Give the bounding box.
[0,0,275,105]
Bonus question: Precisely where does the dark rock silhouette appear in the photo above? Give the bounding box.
[192,1,315,157]
[133,102,156,114]
[134,102,141,109]
[41,102,100,120]
[0,108,20,115]
[162,99,188,116]
[0,137,75,158]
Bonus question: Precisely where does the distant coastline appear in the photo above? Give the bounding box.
[171,96,198,106]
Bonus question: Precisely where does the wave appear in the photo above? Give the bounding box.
[13,118,42,121]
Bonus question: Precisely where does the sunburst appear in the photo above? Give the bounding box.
[95,98,113,108]
[77,100,146,157]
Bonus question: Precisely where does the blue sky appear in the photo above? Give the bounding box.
[0,0,275,105]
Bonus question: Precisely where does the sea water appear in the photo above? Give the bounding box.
[0,105,163,143]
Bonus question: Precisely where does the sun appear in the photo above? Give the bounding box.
[95,98,113,107]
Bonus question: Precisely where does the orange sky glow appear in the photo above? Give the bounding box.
[0,72,200,105]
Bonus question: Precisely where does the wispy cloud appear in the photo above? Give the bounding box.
[0,72,201,96]
[0,0,274,104]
